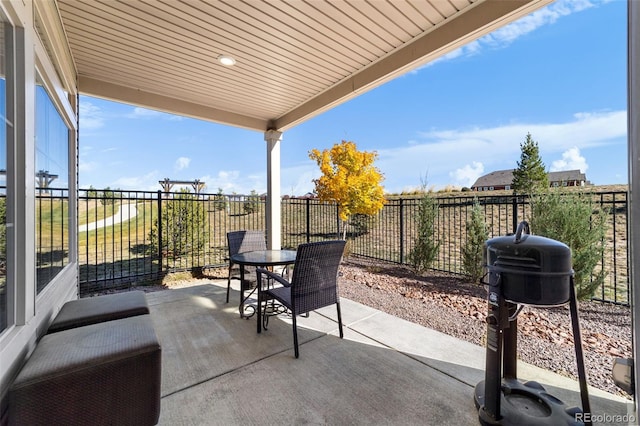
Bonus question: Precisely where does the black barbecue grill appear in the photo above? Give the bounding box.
[473,221,591,425]
[485,222,572,306]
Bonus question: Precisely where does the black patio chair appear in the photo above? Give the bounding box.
[257,240,346,358]
[226,230,266,304]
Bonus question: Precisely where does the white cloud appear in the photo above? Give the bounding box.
[80,109,623,195]
[129,107,162,118]
[451,162,484,188]
[196,166,319,196]
[199,170,264,195]
[424,0,601,68]
[375,109,625,193]
[78,160,97,173]
[551,147,589,172]
[416,110,625,153]
[79,102,105,129]
[128,106,184,120]
[281,163,319,196]
[112,170,161,191]
[485,0,594,45]
[92,168,264,194]
[174,157,191,171]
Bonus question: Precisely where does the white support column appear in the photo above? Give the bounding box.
[264,129,282,249]
[628,1,640,419]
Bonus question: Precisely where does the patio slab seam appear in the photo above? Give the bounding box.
[160,342,306,399]
[309,308,475,389]
[312,302,382,330]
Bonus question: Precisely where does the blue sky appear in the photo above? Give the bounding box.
[79,0,627,195]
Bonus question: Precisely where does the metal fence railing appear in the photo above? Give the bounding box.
[77,189,630,305]
[36,188,70,293]
[78,189,266,293]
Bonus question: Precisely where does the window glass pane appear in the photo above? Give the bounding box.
[0,20,7,333]
[35,79,69,293]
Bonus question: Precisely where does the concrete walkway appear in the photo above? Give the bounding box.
[145,281,633,425]
[78,203,138,232]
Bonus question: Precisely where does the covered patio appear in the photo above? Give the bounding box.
[2,0,640,424]
[150,279,630,424]
[52,0,559,250]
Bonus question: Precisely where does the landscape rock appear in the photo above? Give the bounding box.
[338,257,633,400]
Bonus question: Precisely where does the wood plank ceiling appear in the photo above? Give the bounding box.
[54,0,552,132]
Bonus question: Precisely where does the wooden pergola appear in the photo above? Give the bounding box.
[158,178,206,195]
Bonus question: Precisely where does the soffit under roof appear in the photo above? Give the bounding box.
[55,0,552,132]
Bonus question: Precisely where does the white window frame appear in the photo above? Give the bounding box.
[0,0,78,398]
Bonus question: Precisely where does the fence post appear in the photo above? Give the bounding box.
[157,190,163,272]
[399,198,404,264]
[306,198,311,243]
[512,196,518,233]
[336,203,341,239]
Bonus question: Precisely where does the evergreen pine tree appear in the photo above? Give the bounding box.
[461,201,488,282]
[150,188,208,258]
[408,191,440,273]
[511,133,548,194]
[211,188,227,212]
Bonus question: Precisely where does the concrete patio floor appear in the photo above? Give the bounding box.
[145,280,633,425]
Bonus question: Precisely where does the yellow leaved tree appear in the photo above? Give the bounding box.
[309,140,385,240]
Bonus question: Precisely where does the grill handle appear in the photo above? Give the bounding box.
[514,221,530,244]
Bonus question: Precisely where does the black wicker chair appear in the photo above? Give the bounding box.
[257,240,346,358]
[226,230,266,304]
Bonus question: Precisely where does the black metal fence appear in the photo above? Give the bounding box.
[36,188,71,293]
[78,189,266,293]
[78,189,630,305]
[337,193,628,305]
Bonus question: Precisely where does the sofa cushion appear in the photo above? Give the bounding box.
[9,314,161,426]
[47,290,149,333]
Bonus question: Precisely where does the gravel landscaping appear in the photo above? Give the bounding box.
[337,256,632,400]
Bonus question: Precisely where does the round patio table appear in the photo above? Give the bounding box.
[230,249,297,326]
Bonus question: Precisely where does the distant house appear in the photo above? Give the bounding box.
[471,170,515,192]
[471,169,588,192]
[547,170,589,188]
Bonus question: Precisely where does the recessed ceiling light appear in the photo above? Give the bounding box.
[217,55,236,66]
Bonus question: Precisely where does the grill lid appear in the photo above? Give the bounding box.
[484,221,573,306]
[485,221,572,275]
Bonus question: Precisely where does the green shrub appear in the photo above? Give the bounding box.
[529,190,608,300]
[86,185,98,198]
[348,213,373,237]
[243,190,260,214]
[150,189,208,258]
[461,201,488,283]
[408,192,440,273]
[211,188,227,212]
[100,187,116,205]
